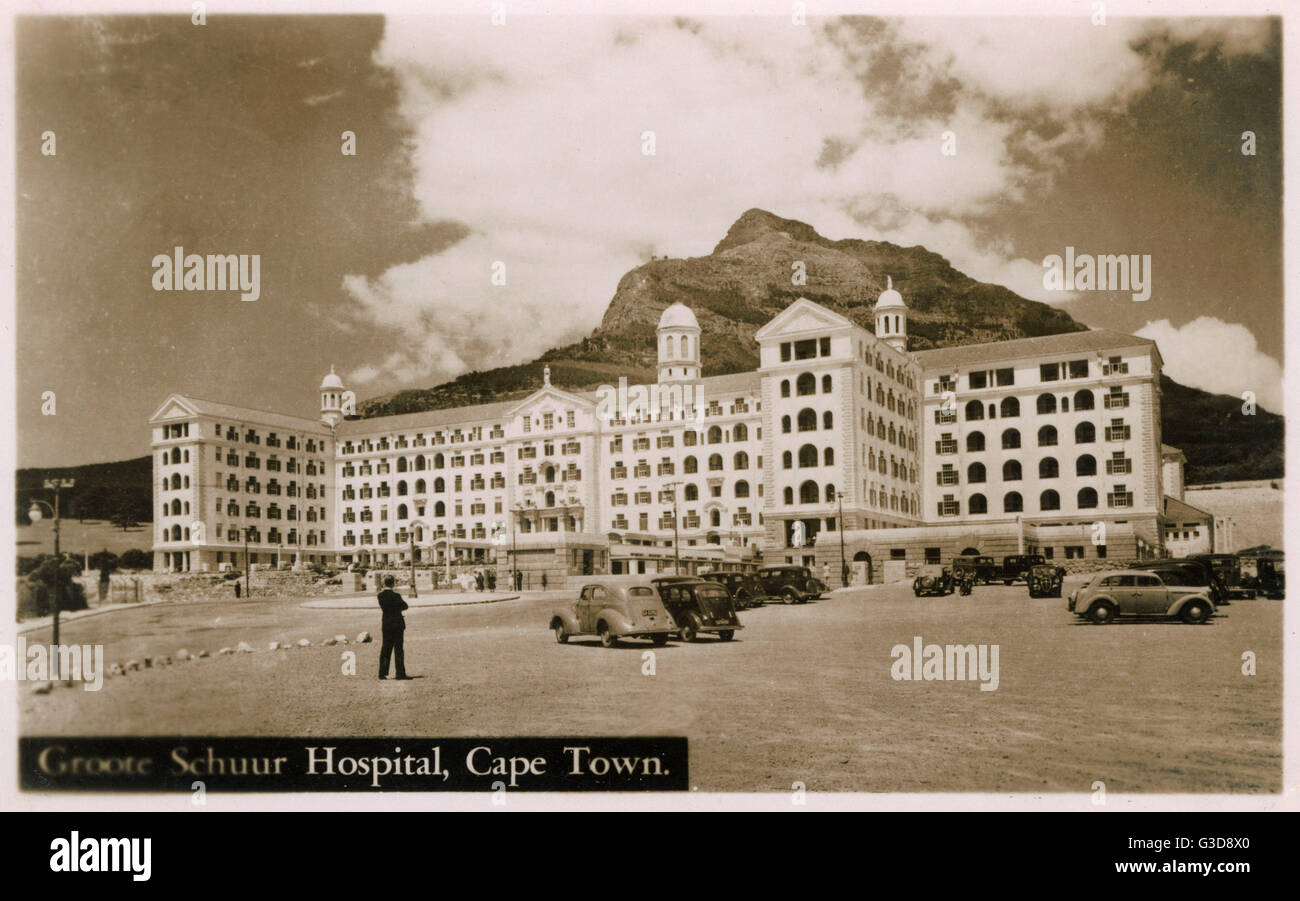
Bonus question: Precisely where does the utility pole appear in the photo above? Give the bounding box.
[244,526,252,598]
[837,490,847,588]
[409,530,418,598]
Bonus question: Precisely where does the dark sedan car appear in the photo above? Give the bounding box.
[651,577,743,642]
[698,571,767,609]
[755,565,826,604]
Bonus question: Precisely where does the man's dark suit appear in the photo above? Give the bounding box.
[377,588,409,679]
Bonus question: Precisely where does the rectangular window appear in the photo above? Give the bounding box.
[794,339,817,360]
[890,548,906,560]
[925,547,941,565]
[995,368,1014,386]
[1068,359,1089,379]
[819,336,831,356]
[1040,362,1061,382]
[780,342,792,362]
[968,370,988,390]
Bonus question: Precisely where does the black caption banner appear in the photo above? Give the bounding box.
[20,737,689,792]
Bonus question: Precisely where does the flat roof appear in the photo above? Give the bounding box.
[914,329,1156,371]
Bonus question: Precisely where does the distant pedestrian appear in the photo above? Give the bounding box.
[377,575,410,680]
[487,570,496,590]
[475,570,484,592]
[234,581,241,599]
[541,572,548,591]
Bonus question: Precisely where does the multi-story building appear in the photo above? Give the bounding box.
[151,280,1176,584]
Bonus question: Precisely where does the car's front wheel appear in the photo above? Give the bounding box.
[718,630,735,641]
[1181,600,1211,625]
[1088,602,1116,625]
[599,625,618,648]
[782,589,797,605]
[651,633,668,647]
[554,625,569,644]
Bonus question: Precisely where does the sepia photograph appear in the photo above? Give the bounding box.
[1,0,1292,837]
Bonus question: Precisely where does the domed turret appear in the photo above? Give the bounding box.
[320,365,346,428]
[874,276,907,352]
[657,302,701,383]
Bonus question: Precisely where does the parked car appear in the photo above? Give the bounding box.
[1238,553,1285,599]
[1067,569,1215,624]
[699,571,767,609]
[912,565,953,597]
[651,577,743,642]
[755,565,826,604]
[1132,558,1230,606]
[997,554,1047,585]
[549,578,677,648]
[1026,563,1064,598]
[951,555,997,585]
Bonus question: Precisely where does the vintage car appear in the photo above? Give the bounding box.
[1132,558,1230,606]
[698,571,767,609]
[651,577,743,642]
[1026,563,1064,598]
[1067,569,1215,624]
[912,565,953,597]
[951,555,997,585]
[997,554,1047,585]
[755,565,826,604]
[1245,556,1286,599]
[549,578,677,648]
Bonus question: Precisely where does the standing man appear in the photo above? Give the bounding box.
[377,575,410,680]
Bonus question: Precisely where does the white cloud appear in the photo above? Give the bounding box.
[1136,317,1283,412]
[343,15,1272,386]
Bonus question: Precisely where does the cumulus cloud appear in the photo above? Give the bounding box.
[1136,317,1283,412]
[343,14,1273,385]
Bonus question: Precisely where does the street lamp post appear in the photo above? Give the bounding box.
[510,506,521,591]
[663,481,681,575]
[837,490,848,588]
[244,526,252,598]
[27,478,75,651]
[409,530,418,598]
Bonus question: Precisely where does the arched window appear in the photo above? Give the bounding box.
[965,400,984,421]
[824,447,834,465]
[823,411,833,429]
[969,493,988,514]
[685,484,699,501]
[545,491,555,507]
[799,480,819,503]
[782,416,792,434]
[825,484,837,503]
[171,525,182,541]
[1038,425,1058,446]
[710,510,721,527]
[782,451,793,469]
[708,426,723,444]
[966,431,986,452]
[684,456,698,474]
[796,373,816,396]
[1002,428,1021,449]
[798,444,818,467]
[398,480,409,495]
[968,462,986,483]
[1076,454,1096,477]
[171,474,181,490]
[1003,460,1022,481]
[1040,490,1060,511]
[781,380,791,398]
[797,409,817,432]
[1036,393,1057,415]
[734,452,749,469]
[434,453,445,468]
[435,501,446,517]
[397,504,408,520]
[783,487,794,505]
[1000,397,1020,418]
[415,479,426,493]
[545,466,556,483]
[170,448,181,464]
[415,455,426,470]
[1078,487,1099,509]
[664,335,675,359]
[1074,389,1095,411]
[682,336,690,358]
[171,499,182,515]
[434,477,445,493]
[735,480,750,498]
[1039,457,1059,479]
[822,374,832,393]
[1075,422,1096,443]
[397,457,408,473]
[733,423,748,442]
[709,454,724,471]
[1003,492,1023,513]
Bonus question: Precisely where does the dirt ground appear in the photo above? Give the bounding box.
[18,582,1282,794]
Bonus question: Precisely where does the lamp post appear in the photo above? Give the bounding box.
[409,530,418,598]
[837,490,848,588]
[244,526,252,598]
[27,477,75,651]
[510,505,521,591]
[663,481,681,575]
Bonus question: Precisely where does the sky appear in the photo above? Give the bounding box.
[15,12,1283,467]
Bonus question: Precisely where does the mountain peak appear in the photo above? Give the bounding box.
[713,208,827,255]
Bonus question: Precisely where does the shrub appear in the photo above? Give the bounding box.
[118,548,153,570]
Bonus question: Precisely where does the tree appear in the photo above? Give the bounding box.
[118,548,153,570]
[89,550,119,573]
[111,509,138,532]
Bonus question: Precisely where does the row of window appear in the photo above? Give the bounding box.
[210,424,324,453]
[937,453,1130,484]
[611,479,759,505]
[937,420,1129,453]
[934,356,1128,394]
[936,486,1133,516]
[342,426,503,455]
